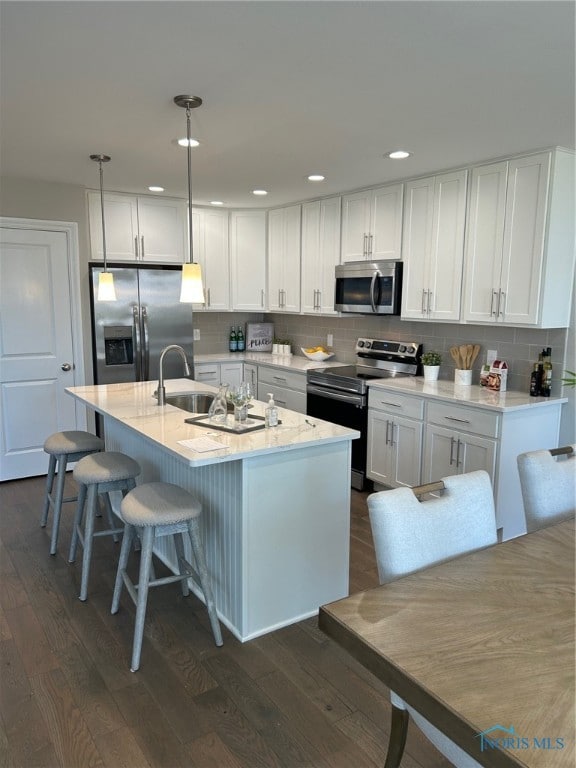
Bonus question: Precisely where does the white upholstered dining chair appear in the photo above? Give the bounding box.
[367,470,498,768]
[517,445,575,533]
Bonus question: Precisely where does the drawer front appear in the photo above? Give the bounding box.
[368,388,424,420]
[195,363,220,384]
[257,383,307,414]
[426,401,499,437]
[257,365,306,393]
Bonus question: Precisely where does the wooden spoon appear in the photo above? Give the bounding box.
[471,344,480,367]
[459,345,468,369]
[450,346,461,367]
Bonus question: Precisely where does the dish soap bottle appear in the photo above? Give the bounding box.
[265,392,278,428]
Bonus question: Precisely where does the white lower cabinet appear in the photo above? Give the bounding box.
[257,365,306,413]
[366,386,564,541]
[194,362,243,388]
[367,389,423,487]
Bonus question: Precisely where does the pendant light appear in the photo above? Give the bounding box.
[174,94,205,304]
[90,153,116,301]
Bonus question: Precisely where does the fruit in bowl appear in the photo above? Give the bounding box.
[301,345,335,362]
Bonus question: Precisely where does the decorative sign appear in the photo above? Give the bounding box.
[246,323,274,352]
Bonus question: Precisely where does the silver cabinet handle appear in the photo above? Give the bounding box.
[272,375,287,383]
[61,363,72,372]
[455,438,462,467]
[389,420,395,447]
[499,291,506,318]
[491,290,498,316]
[363,233,368,258]
[317,289,321,309]
[427,291,432,314]
[261,288,265,307]
[134,236,139,259]
[381,401,401,408]
[422,289,427,314]
[495,290,501,318]
[385,419,390,445]
[445,416,470,424]
[140,235,145,260]
[449,436,456,465]
[275,398,287,406]
[368,233,373,257]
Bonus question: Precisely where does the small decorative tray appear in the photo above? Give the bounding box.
[184,413,281,435]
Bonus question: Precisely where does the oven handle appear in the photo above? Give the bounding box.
[307,384,365,408]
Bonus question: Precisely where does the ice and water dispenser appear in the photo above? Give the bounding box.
[103,326,134,367]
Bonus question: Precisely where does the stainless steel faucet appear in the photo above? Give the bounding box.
[157,344,191,406]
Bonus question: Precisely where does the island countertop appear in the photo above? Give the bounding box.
[66,378,359,467]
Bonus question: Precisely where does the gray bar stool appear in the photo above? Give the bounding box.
[111,481,223,672]
[68,451,141,601]
[41,430,105,555]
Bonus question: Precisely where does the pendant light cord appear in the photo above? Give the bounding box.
[186,106,193,265]
[98,159,108,272]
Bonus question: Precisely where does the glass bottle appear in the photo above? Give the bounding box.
[208,384,228,422]
[237,325,245,352]
[229,326,238,353]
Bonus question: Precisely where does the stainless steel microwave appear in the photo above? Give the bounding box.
[335,260,403,315]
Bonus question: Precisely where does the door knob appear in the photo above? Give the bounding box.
[61,363,72,371]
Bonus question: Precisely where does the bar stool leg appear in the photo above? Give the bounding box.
[187,519,223,646]
[111,524,134,615]
[68,483,87,563]
[50,456,68,555]
[131,526,155,672]
[103,493,121,543]
[79,484,99,602]
[173,532,190,597]
[41,455,57,527]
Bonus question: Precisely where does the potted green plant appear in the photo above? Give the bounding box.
[421,351,442,382]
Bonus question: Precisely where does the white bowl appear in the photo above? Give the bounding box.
[301,348,335,362]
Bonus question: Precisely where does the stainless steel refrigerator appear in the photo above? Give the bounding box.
[89,264,195,385]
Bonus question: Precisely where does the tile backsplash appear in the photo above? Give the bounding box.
[193,312,569,397]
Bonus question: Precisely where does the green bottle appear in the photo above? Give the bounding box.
[229,326,238,353]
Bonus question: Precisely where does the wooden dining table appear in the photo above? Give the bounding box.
[319,518,575,768]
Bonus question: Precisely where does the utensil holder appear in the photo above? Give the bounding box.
[455,369,473,385]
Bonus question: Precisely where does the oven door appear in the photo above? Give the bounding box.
[306,384,368,491]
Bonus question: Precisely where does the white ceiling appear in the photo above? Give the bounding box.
[1,0,574,208]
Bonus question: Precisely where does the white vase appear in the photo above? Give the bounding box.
[423,365,440,382]
[454,368,473,385]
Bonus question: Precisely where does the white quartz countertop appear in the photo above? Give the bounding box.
[67,379,359,467]
[196,352,347,373]
[367,376,567,412]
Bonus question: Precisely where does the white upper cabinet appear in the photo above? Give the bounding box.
[401,170,468,322]
[341,183,403,262]
[463,149,575,327]
[88,192,187,263]
[191,208,230,312]
[229,210,267,311]
[267,205,301,312]
[300,196,341,315]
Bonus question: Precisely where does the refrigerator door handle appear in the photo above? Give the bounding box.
[141,306,150,380]
[132,305,142,381]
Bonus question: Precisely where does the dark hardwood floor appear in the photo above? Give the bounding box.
[0,474,451,768]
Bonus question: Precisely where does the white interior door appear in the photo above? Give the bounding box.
[0,224,85,480]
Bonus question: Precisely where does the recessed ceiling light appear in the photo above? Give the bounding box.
[308,174,325,182]
[178,138,200,147]
[210,200,224,206]
[148,186,164,192]
[253,189,268,196]
[387,150,411,159]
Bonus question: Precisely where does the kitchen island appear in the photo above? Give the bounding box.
[66,379,359,642]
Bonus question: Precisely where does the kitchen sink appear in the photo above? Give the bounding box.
[156,391,218,413]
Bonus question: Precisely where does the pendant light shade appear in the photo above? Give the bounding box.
[174,94,205,304]
[90,153,116,301]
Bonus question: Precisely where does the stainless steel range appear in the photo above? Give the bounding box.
[307,337,422,490]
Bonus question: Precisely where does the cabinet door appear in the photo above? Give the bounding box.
[462,162,508,324]
[267,205,301,312]
[401,178,435,318]
[370,184,404,260]
[389,415,423,488]
[201,208,230,311]
[367,411,393,484]
[137,197,187,263]
[499,153,550,325]
[422,425,460,483]
[220,362,243,388]
[427,170,467,321]
[230,210,266,311]
[458,433,497,479]
[194,363,220,385]
[301,197,341,315]
[341,190,372,262]
[88,192,139,260]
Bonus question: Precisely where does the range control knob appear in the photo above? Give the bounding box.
[364,340,372,349]
[398,345,406,353]
[357,340,365,348]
